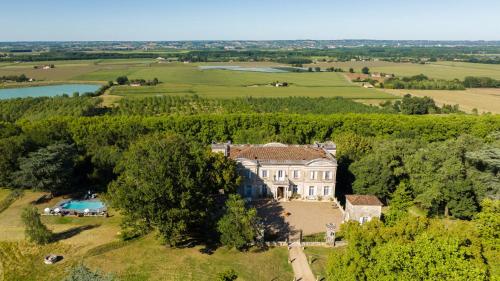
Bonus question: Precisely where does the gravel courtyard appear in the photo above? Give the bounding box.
[254,200,343,240]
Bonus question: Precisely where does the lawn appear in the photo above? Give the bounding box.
[303,246,335,280]
[0,188,11,202]
[0,191,294,281]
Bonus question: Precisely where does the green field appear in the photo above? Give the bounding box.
[310,61,500,80]
[3,58,500,102]
[0,191,293,281]
[0,60,394,99]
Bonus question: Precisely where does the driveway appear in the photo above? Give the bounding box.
[254,200,343,240]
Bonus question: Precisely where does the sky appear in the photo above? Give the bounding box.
[1,0,499,41]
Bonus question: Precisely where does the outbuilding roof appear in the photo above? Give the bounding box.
[346,195,383,206]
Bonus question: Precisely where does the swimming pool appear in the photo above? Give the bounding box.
[61,200,105,212]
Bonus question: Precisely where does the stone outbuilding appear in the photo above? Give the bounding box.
[344,195,383,224]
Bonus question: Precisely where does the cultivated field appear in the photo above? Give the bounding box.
[384,88,500,114]
[0,192,294,281]
[0,59,394,100]
[308,61,500,80]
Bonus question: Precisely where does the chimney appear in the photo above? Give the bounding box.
[211,142,230,157]
[323,141,337,156]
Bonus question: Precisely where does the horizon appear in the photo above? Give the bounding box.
[1,0,499,41]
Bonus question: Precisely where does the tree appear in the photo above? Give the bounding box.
[384,182,413,226]
[474,199,499,250]
[350,139,422,201]
[405,137,482,219]
[64,264,114,281]
[0,135,31,186]
[400,94,439,115]
[361,67,370,74]
[13,143,77,195]
[116,76,129,85]
[349,68,354,73]
[217,194,258,250]
[21,206,52,245]
[315,67,321,72]
[326,217,489,281]
[108,133,240,246]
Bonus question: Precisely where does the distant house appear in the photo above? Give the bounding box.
[42,65,51,70]
[344,195,383,224]
[130,83,142,87]
[363,83,374,88]
[271,81,289,87]
[371,72,381,78]
[155,57,165,61]
[385,74,394,78]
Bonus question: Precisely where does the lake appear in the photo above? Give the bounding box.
[199,66,289,73]
[0,84,101,100]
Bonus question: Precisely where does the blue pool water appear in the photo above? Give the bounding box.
[0,84,101,100]
[61,200,105,211]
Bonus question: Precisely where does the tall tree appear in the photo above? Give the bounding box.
[108,133,240,246]
[217,194,258,250]
[13,143,77,195]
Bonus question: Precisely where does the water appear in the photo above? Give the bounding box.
[0,84,101,100]
[61,200,105,211]
[199,65,289,73]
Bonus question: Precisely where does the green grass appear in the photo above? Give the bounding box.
[304,247,334,279]
[0,191,293,281]
[0,236,293,281]
[323,61,500,80]
[0,188,11,202]
[1,60,394,99]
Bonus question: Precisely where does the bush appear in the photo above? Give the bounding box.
[63,264,114,281]
[21,206,52,245]
[216,269,238,281]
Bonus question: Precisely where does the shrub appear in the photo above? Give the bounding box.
[63,264,114,281]
[216,269,238,281]
[21,206,53,245]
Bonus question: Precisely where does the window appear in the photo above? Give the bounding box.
[261,169,268,178]
[323,186,330,196]
[310,171,317,180]
[309,186,315,196]
[360,216,370,224]
[277,170,285,180]
[324,171,332,180]
[293,170,300,179]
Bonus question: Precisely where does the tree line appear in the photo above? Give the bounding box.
[382,74,500,90]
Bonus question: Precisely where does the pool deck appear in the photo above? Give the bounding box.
[44,199,108,217]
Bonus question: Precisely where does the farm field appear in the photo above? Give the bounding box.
[384,88,500,114]
[0,60,394,99]
[308,61,500,80]
[0,192,293,281]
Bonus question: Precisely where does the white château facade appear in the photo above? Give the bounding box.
[212,142,338,201]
